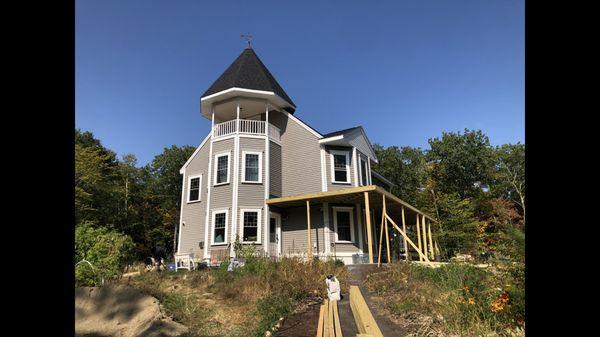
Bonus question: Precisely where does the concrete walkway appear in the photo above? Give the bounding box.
[341,264,408,337]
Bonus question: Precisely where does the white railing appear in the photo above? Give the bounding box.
[239,119,265,134]
[213,119,281,141]
[214,120,237,138]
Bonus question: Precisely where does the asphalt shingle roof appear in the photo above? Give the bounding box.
[322,126,362,138]
[201,48,296,112]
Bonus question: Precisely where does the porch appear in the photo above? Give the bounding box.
[266,185,441,267]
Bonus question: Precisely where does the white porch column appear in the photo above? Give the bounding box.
[263,102,270,254]
[203,107,215,260]
[230,101,241,257]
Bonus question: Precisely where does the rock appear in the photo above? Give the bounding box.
[265,331,272,337]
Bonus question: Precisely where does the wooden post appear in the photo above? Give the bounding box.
[383,195,391,264]
[428,222,435,260]
[377,209,385,267]
[364,192,373,264]
[416,214,423,262]
[401,206,409,261]
[385,214,432,267]
[306,200,312,263]
[421,214,428,262]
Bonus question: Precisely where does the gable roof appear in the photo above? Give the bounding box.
[201,48,296,112]
[322,126,362,139]
[320,126,378,162]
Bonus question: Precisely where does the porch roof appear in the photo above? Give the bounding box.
[266,185,438,224]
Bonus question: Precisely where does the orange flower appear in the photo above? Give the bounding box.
[490,292,510,312]
[468,297,475,305]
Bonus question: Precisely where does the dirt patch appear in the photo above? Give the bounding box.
[275,302,320,337]
[75,284,187,337]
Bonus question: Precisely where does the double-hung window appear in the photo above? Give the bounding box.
[187,174,202,202]
[241,209,261,243]
[212,210,228,245]
[333,207,355,243]
[330,150,351,184]
[242,151,262,183]
[214,152,230,185]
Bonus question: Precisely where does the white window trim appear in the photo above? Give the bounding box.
[330,150,351,184]
[359,157,369,186]
[211,209,229,245]
[333,206,355,243]
[213,152,231,186]
[241,151,263,184]
[187,174,202,203]
[240,208,262,244]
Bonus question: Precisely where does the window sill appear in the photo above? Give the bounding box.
[332,181,352,185]
[241,181,263,184]
[211,242,228,246]
[335,240,354,244]
[213,182,230,187]
[187,200,202,204]
[241,241,262,245]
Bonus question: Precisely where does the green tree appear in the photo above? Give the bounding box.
[372,144,427,204]
[427,129,495,199]
[144,145,196,255]
[492,143,525,222]
[75,221,135,286]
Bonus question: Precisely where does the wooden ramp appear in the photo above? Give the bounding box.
[349,286,383,337]
[316,299,343,337]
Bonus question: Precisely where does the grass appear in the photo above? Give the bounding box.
[121,257,347,337]
[365,261,524,337]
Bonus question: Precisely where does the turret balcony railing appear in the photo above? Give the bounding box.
[213,119,281,141]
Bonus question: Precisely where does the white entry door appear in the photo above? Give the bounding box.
[269,212,281,257]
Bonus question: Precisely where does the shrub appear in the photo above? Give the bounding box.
[75,222,135,286]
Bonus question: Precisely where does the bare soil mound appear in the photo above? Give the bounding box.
[75,284,187,337]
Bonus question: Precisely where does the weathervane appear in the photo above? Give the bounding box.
[241,34,253,48]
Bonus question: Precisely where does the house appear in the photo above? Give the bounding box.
[176,47,439,266]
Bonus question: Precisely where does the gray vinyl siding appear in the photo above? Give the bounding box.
[208,138,234,252]
[179,136,210,258]
[279,114,323,196]
[280,205,326,256]
[325,146,356,191]
[328,204,361,253]
[346,129,375,160]
[269,142,282,197]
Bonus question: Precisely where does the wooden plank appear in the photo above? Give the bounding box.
[384,195,391,264]
[364,192,374,264]
[349,286,383,337]
[307,200,312,263]
[323,300,330,337]
[327,299,335,337]
[401,206,409,261]
[385,214,433,267]
[421,215,428,262]
[332,300,343,337]
[266,185,377,205]
[428,222,435,260]
[377,209,385,267]
[316,302,326,337]
[416,214,423,262]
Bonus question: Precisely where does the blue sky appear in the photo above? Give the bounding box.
[76,0,524,166]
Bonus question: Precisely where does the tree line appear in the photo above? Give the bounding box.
[372,129,524,261]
